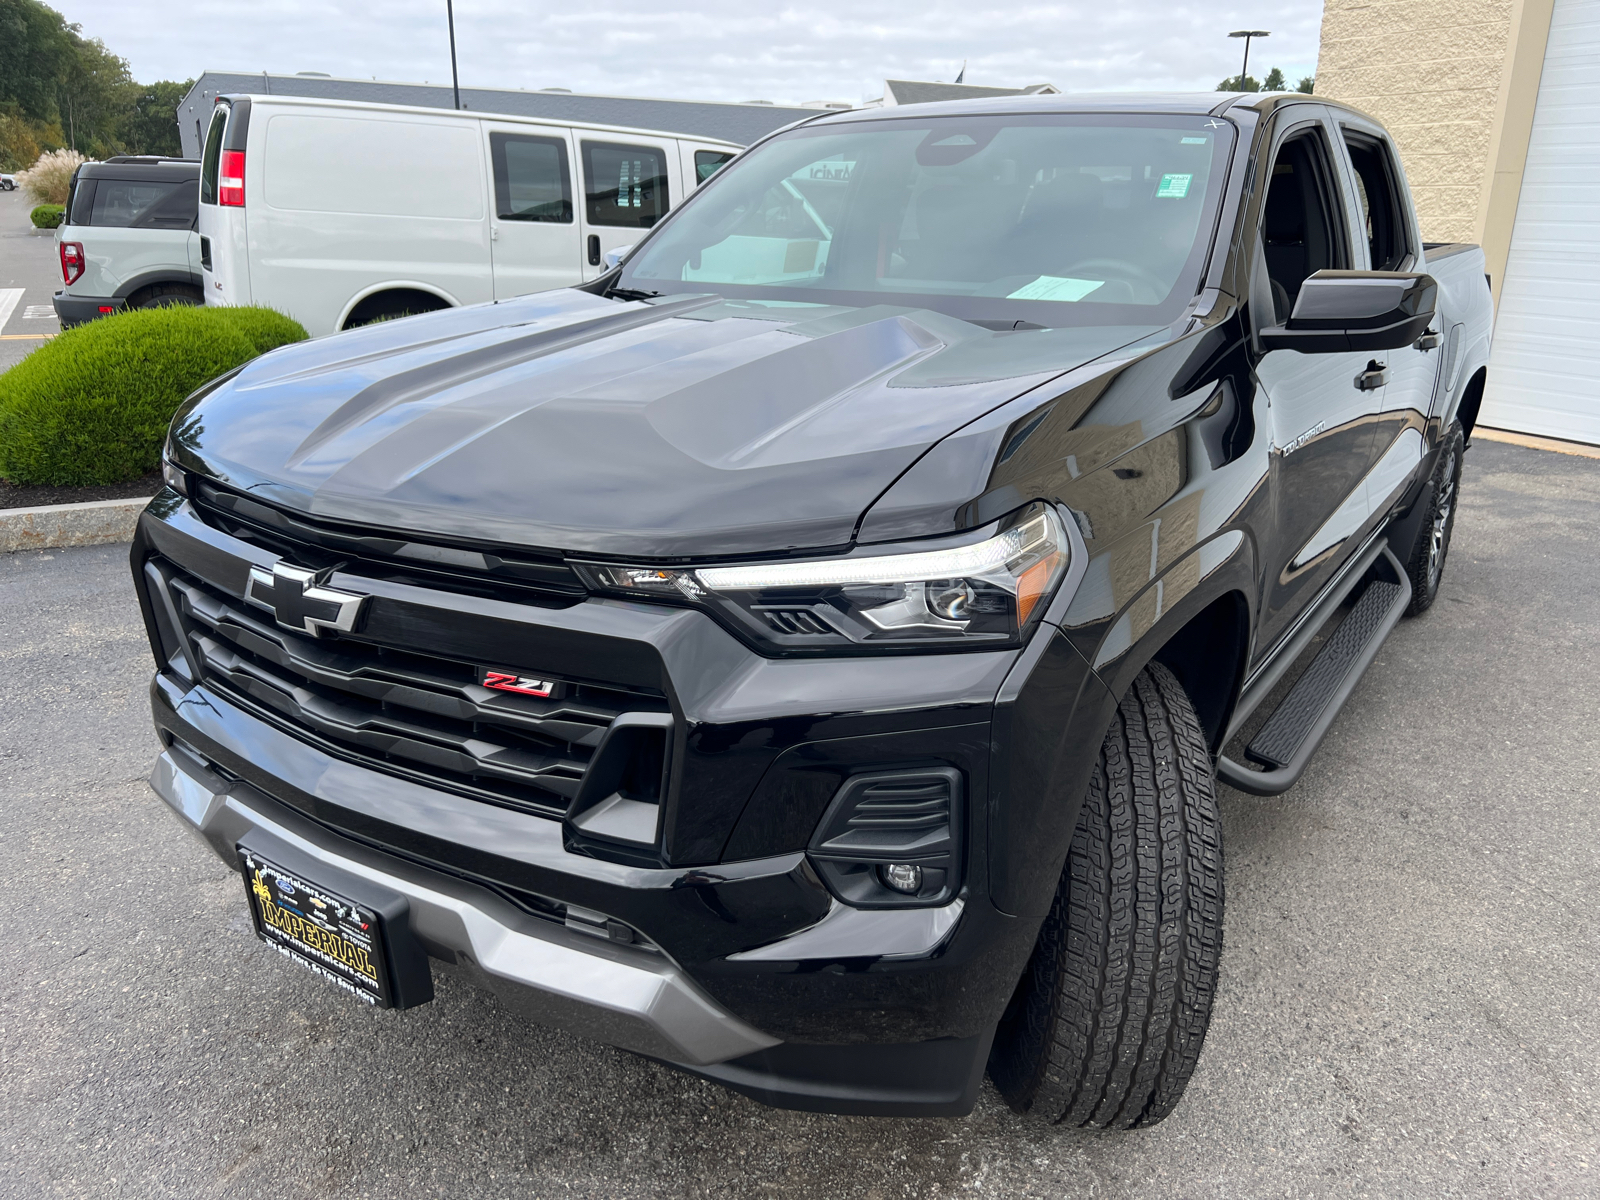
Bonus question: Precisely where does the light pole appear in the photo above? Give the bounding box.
[1228,30,1270,90]
[447,0,462,110]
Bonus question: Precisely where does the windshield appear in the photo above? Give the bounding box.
[620,112,1234,326]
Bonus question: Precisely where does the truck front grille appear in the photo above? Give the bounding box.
[161,563,665,817]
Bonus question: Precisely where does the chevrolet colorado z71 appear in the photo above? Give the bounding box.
[135,92,1493,1127]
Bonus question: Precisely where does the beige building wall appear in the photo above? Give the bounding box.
[1315,0,1555,298]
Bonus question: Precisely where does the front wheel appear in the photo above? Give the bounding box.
[1402,423,1465,616]
[988,661,1224,1128]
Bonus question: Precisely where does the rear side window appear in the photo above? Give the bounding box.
[89,179,197,229]
[200,106,228,205]
[490,133,572,222]
[582,142,668,228]
[67,174,95,225]
[694,149,734,183]
[1342,131,1411,271]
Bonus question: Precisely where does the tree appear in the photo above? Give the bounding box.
[1261,67,1286,92]
[1297,75,1315,93]
[124,80,192,157]
[1217,66,1311,95]
[1216,73,1260,92]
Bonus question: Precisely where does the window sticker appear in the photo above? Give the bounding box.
[1181,136,1208,145]
[1007,275,1105,302]
[1157,173,1193,198]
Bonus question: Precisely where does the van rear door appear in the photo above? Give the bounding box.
[197,100,250,307]
[481,123,584,299]
[679,144,736,191]
[576,134,682,281]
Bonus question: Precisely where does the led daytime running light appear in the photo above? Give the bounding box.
[697,516,1051,591]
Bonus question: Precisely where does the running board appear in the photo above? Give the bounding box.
[1216,544,1412,796]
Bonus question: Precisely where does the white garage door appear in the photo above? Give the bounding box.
[1479,0,1600,445]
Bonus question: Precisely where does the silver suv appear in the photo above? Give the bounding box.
[53,157,201,327]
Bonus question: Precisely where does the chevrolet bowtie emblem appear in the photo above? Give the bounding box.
[245,561,368,638]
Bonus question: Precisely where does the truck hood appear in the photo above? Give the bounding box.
[173,289,1162,558]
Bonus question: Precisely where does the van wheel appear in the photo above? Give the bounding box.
[988,660,1224,1129]
[132,284,202,309]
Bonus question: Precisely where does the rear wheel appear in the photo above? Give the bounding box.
[131,283,202,310]
[1402,423,1464,616]
[988,661,1224,1129]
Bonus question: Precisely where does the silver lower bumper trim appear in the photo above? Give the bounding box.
[149,749,779,1066]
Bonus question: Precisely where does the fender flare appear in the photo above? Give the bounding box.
[113,270,204,300]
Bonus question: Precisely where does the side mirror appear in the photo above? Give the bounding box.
[603,244,636,271]
[1259,270,1438,353]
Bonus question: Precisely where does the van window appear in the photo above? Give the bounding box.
[490,133,572,222]
[1342,131,1411,271]
[582,142,668,228]
[694,150,734,182]
[200,106,228,205]
[90,179,198,229]
[263,114,484,219]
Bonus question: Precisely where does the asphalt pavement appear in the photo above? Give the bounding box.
[2,437,1597,1199]
[0,186,63,373]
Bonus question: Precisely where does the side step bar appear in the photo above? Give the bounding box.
[1216,542,1412,796]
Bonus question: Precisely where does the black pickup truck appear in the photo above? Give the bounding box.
[135,92,1493,1128]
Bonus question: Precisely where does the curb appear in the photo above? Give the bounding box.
[1,496,153,553]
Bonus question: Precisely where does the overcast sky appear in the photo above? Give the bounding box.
[55,0,1324,106]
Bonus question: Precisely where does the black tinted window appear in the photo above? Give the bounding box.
[490,133,572,222]
[1343,132,1410,271]
[694,150,734,182]
[1261,127,1350,321]
[90,179,196,229]
[200,106,227,205]
[582,142,668,228]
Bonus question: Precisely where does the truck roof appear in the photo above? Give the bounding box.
[801,90,1347,127]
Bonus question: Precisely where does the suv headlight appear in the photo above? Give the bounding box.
[578,502,1070,654]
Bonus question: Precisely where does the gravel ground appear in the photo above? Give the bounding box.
[1,437,1596,1199]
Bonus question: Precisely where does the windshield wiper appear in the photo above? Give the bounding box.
[605,286,662,302]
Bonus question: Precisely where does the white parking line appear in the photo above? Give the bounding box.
[0,288,24,332]
[22,305,56,320]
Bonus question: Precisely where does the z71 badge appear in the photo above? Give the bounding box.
[480,670,563,698]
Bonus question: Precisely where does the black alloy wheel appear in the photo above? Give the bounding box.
[1403,423,1465,616]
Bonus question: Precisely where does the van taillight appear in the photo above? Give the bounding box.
[219,149,245,207]
[60,241,85,285]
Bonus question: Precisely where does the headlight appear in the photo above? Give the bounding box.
[579,502,1070,654]
[160,442,189,497]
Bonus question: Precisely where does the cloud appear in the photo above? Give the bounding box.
[56,0,1324,105]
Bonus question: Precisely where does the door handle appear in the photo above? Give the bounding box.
[587,234,601,267]
[491,225,499,242]
[1354,361,1388,391]
[1414,328,1441,350]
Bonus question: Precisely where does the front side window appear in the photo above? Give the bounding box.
[199,105,228,205]
[582,142,669,228]
[90,179,197,229]
[620,114,1234,327]
[490,133,572,222]
[1342,131,1410,271]
[1259,126,1351,322]
[694,149,735,183]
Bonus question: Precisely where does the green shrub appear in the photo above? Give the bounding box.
[0,306,309,487]
[208,306,309,355]
[30,204,64,229]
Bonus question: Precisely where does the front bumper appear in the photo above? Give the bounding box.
[150,742,776,1066]
[53,290,123,327]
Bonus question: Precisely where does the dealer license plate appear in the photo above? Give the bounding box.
[241,848,391,1007]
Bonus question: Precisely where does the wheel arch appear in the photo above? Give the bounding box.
[114,270,204,301]
[337,282,458,331]
[1452,366,1488,441]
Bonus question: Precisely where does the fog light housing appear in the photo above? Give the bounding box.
[880,863,923,894]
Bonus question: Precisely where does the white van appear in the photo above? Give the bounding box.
[196,94,739,335]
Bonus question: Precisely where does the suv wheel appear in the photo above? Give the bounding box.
[1401,423,1465,616]
[988,661,1224,1129]
[132,284,202,310]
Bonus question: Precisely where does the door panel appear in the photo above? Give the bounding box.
[577,136,679,281]
[1250,117,1380,655]
[484,125,584,299]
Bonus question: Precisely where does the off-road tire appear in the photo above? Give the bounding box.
[131,284,202,310]
[988,661,1224,1129]
[1402,423,1464,616]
